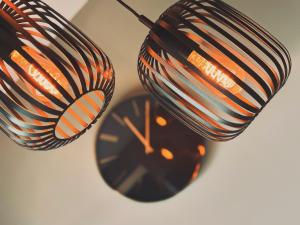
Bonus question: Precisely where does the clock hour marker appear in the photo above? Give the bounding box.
[156,116,167,127]
[161,148,174,160]
[197,145,206,156]
[99,155,118,165]
[191,163,201,181]
[132,100,140,117]
[99,133,119,143]
[112,113,125,126]
[117,165,147,194]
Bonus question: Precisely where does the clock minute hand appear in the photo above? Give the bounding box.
[123,117,154,154]
[145,100,152,154]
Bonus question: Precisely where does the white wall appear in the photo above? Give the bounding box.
[43,0,88,20]
[0,1,299,225]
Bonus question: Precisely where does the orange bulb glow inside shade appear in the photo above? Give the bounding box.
[188,50,245,96]
[156,116,167,127]
[161,148,174,160]
[10,47,68,102]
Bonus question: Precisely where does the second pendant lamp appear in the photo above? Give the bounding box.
[117,0,291,141]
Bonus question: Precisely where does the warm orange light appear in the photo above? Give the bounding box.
[10,47,68,102]
[156,116,167,127]
[103,68,114,80]
[197,145,206,157]
[188,50,243,95]
[161,148,174,160]
[191,163,201,181]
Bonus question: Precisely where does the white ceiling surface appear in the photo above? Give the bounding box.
[0,0,300,225]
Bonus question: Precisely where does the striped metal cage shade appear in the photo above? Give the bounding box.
[0,0,115,150]
[138,0,291,141]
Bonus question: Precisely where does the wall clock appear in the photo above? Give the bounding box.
[96,94,210,202]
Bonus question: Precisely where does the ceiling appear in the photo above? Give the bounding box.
[0,1,299,225]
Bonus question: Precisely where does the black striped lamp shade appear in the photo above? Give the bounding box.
[0,0,115,150]
[138,0,291,141]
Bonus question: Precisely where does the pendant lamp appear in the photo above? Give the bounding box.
[117,0,291,141]
[0,0,115,150]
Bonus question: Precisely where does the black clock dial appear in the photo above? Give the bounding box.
[96,95,209,202]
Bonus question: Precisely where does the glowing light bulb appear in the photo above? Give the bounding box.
[187,50,245,96]
[10,46,68,102]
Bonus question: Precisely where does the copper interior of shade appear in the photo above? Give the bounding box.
[55,90,105,140]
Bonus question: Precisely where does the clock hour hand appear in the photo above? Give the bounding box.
[123,117,154,154]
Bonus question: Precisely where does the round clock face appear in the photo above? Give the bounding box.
[96,95,209,202]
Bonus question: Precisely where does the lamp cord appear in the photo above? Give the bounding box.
[116,0,154,29]
[116,0,140,18]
